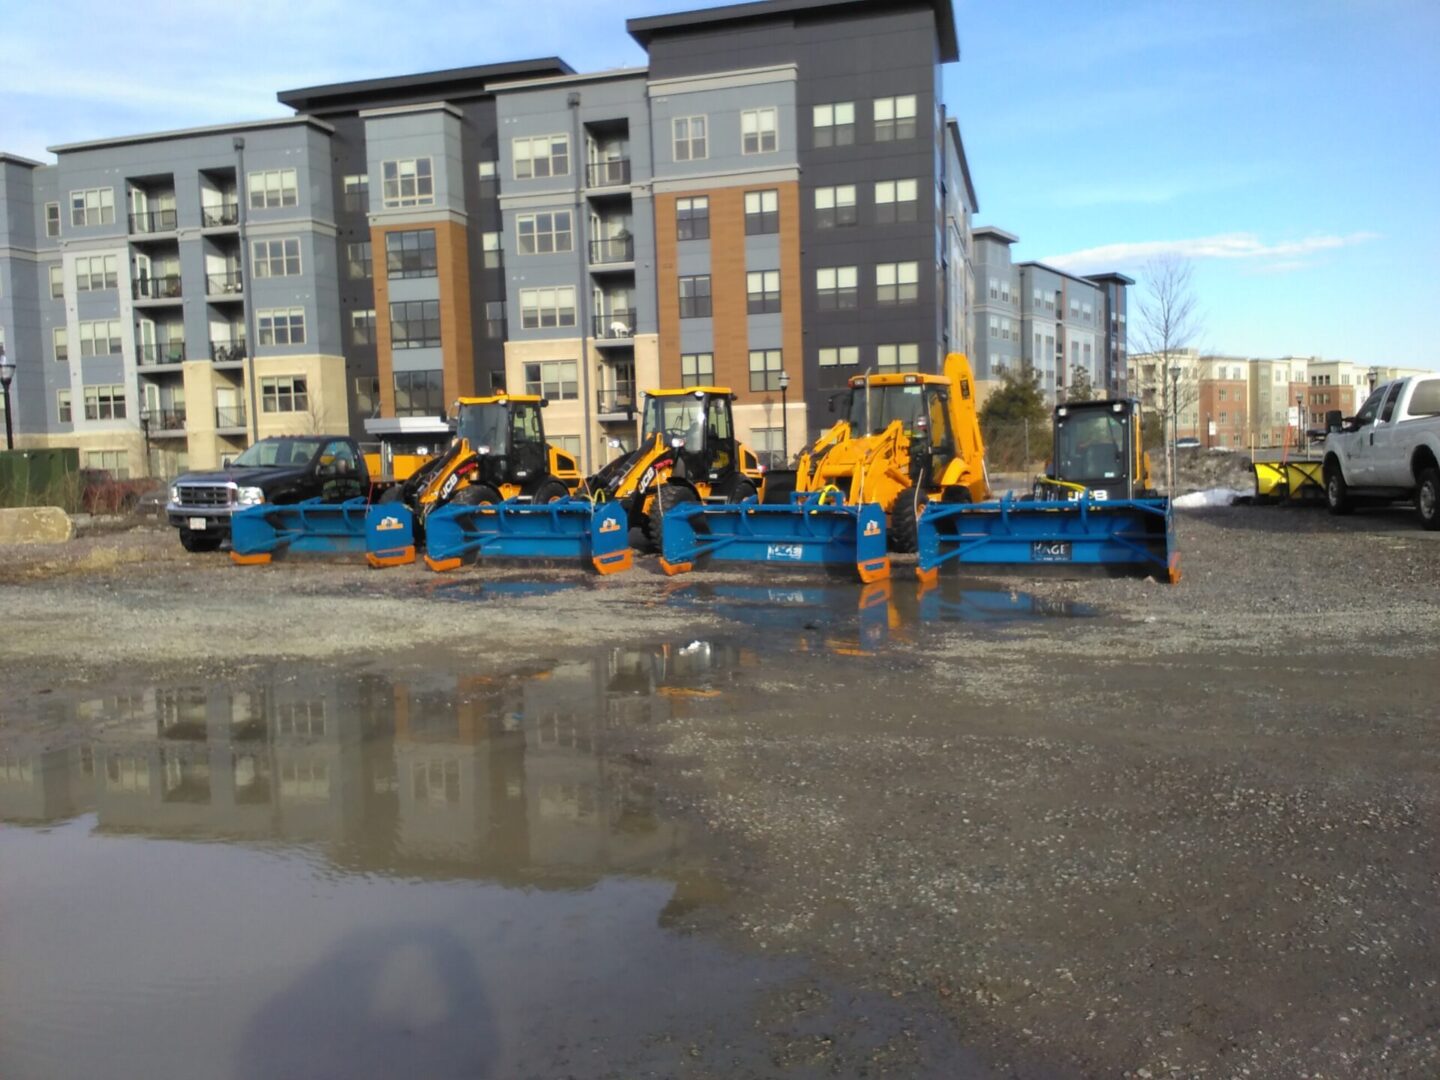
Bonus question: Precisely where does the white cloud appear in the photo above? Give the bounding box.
[1042,231,1381,273]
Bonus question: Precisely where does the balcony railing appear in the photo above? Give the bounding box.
[593,312,635,339]
[590,236,634,264]
[138,342,186,366]
[597,387,637,416]
[146,408,187,431]
[586,158,631,188]
[215,406,247,429]
[206,271,244,296]
[129,208,178,234]
[200,202,239,228]
[133,274,182,300]
[210,339,247,364]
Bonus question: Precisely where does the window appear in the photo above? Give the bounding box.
[85,450,130,477]
[1069,299,1080,318]
[679,275,712,318]
[257,307,306,346]
[874,179,919,224]
[251,238,301,278]
[260,376,308,413]
[350,309,376,345]
[390,300,441,349]
[83,384,127,420]
[394,370,444,416]
[247,169,298,209]
[876,262,918,304]
[813,102,855,147]
[484,300,506,338]
[70,187,115,227]
[53,326,68,362]
[681,352,714,388]
[873,95,917,141]
[751,426,786,468]
[747,270,781,314]
[519,286,576,329]
[748,349,783,392]
[481,232,502,269]
[346,241,372,279]
[673,116,708,161]
[49,264,64,298]
[45,202,60,237]
[1083,342,1092,366]
[741,107,778,154]
[744,190,779,235]
[989,277,999,300]
[516,210,572,255]
[355,376,381,417]
[1082,302,1093,320]
[816,266,858,310]
[385,229,437,278]
[477,161,498,181]
[381,158,434,207]
[75,254,118,291]
[1000,318,1011,340]
[876,343,920,371]
[818,346,859,367]
[51,387,73,424]
[1001,281,1011,303]
[676,196,709,240]
[814,185,856,228]
[523,360,579,400]
[988,315,999,338]
[342,174,368,213]
[78,319,123,357]
[550,434,582,457]
[513,134,570,179]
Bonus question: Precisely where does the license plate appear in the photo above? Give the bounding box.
[189,517,208,531]
[1031,540,1071,562]
[766,543,804,561]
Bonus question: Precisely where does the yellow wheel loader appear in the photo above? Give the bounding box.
[585,386,766,549]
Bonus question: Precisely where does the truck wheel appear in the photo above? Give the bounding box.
[179,528,222,553]
[890,487,921,553]
[532,479,568,504]
[645,484,699,551]
[1325,467,1353,516]
[1418,468,1440,531]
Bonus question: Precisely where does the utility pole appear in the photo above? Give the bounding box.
[234,137,262,447]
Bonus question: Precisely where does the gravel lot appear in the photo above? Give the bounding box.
[3,504,1437,1077]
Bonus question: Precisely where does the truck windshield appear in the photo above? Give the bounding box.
[231,438,323,467]
[846,384,926,437]
[456,404,509,453]
[642,396,706,452]
[1056,410,1127,481]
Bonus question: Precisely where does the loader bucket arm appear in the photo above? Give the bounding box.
[942,352,989,500]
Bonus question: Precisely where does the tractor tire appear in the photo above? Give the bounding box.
[1325,466,1353,516]
[1418,468,1440,531]
[452,484,501,507]
[645,483,700,552]
[376,485,404,504]
[532,479,568,504]
[730,481,757,504]
[889,487,921,553]
[179,527,222,553]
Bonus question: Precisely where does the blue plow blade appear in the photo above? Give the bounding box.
[230,498,373,565]
[658,492,890,583]
[915,493,1180,584]
[364,502,416,567]
[423,497,633,575]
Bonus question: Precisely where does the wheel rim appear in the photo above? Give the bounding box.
[1422,481,1437,519]
[1328,476,1341,505]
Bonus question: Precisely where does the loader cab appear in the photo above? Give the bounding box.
[846,374,957,478]
[455,394,549,486]
[641,388,738,482]
[1052,399,1145,499]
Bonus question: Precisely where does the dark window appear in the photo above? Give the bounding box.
[1379,382,1403,423]
[390,300,441,349]
[813,102,855,148]
[676,196,709,240]
[484,301,506,338]
[385,229,437,279]
[394,370,444,417]
[679,275,712,319]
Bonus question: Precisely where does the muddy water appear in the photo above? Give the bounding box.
[0,586,1063,1078]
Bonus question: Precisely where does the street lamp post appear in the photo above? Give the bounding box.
[777,369,791,469]
[0,343,16,451]
[139,403,152,477]
[1296,392,1305,453]
[1168,363,1181,492]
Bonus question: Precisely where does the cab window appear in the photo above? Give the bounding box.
[512,404,543,442]
[1354,386,1386,426]
[320,440,356,471]
[1378,383,1403,424]
[706,397,731,441]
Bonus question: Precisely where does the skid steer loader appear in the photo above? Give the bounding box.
[584,386,766,550]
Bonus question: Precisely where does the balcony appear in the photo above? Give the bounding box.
[215,405,247,431]
[593,312,635,340]
[200,203,239,228]
[146,408,188,433]
[130,208,178,234]
[210,339,247,364]
[138,342,187,366]
[134,274,182,301]
[589,236,634,265]
[597,386,637,421]
[206,271,244,298]
[586,158,631,188]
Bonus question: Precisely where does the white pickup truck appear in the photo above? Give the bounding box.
[1322,374,1440,529]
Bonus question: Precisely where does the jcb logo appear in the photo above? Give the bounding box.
[598,518,621,533]
[637,466,657,494]
[375,516,404,532]
[439,473,460,500]
[863,520,881,537]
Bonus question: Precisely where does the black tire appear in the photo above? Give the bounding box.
[532,478,568,504]
[1418,467,1440,531]
[453,484,501,507]
[376,485,404,504]
[730,481,757,504]
[645,483,700,551]
[1325,466,1353,516]
[760,470,797,505]
[179,527,222,553]
[889,487,921,553]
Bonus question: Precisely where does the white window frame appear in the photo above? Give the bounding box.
[812,102,855,147]
[522,359,579,400]
[247,169,298,210]
[746,270,781,314]
[518,286,577,330]
[49,264,65,299]
[45,202,61,237]
[680,352,714,387]
[256,307,306,346]
[350,309,376,346]
[873,95,918,140]
[477,161,498,180]
[741,107,779,154]
[78,319,123,357]
[381,158,434,208]
[260,375,309,413]
[512,134,570,180]
[53,326,69,362]
[814,185,857,227]
[816,266,858,309]
[69,187,115,227]
[673,115,708,161]
[57,389,72,423]
[83,384,127,420]
[748,348,783,391]
[516,210,573,255]
[876,343,920,371]
[875,262,919,304]
[818,346,859,367]
[342,174,368,212]
[251,238,302,278]
[346,241,372,279]
[74,254,118,292]
[874,178,919,222]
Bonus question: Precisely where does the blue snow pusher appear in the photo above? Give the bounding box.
[657,491,890,583]
[915,493,1180,584]
[422,496,632,575]
[230,498,377,565]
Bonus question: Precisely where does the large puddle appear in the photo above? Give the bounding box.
[0,637,984,1078]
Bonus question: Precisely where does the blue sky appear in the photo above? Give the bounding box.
[3,0,1436,367]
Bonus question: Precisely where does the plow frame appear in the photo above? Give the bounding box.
[230,498,374,565]
[422,497,632,575]
[1251,460,1324,504]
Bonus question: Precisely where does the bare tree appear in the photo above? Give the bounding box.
[1134,255,1202,491]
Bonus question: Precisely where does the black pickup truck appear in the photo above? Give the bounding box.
[165,435,369,551]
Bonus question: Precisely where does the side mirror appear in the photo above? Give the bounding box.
[540,399,549,408]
